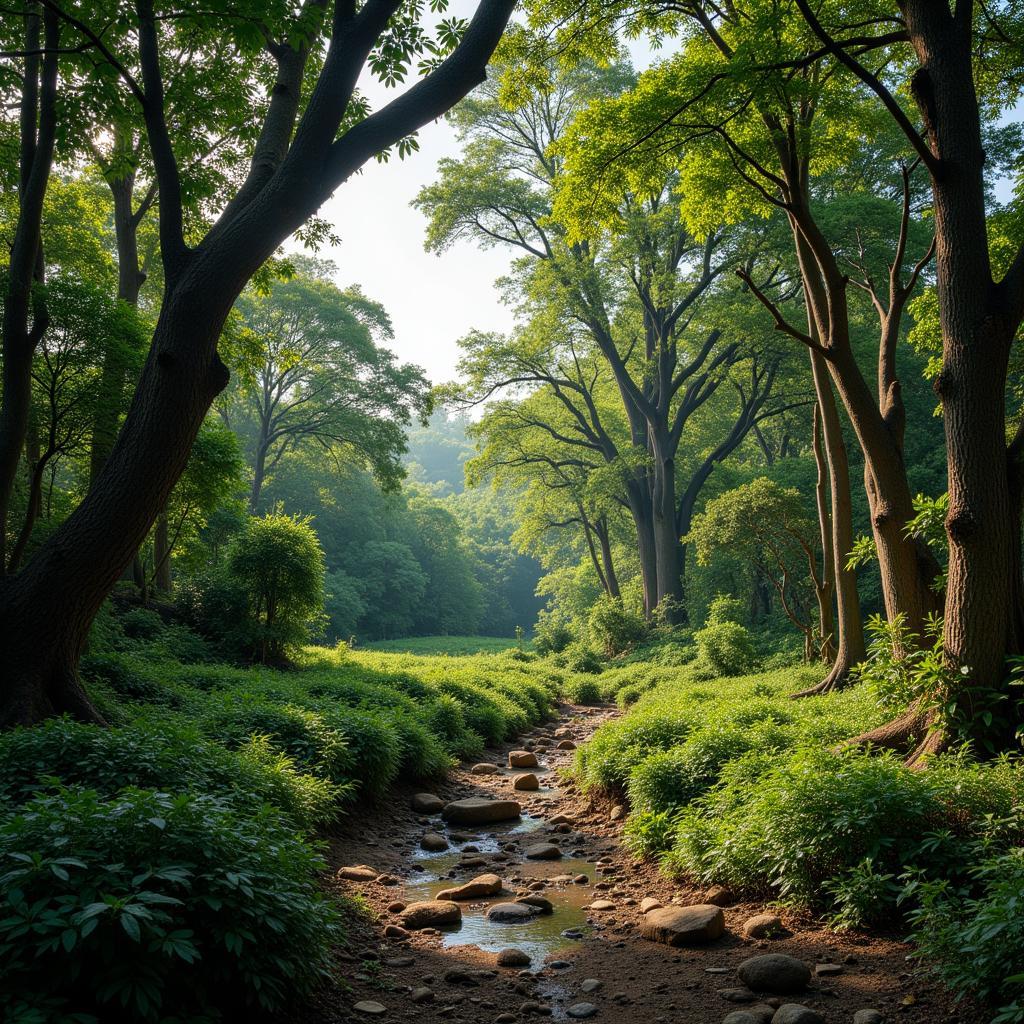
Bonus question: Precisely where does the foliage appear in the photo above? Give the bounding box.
[225,511,326,662]
[0,787,341,1021]
[588,595,647,657]
[693,620,757,677]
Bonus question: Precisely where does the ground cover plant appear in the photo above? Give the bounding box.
[0,611,560,1022]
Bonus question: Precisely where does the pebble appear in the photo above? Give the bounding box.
[513,772,540,791]
[770,1005,824,1024]
[509,750,539,769]
[640,904,726,946]
[487,902,541,923]
[411,793,445,814]
[337,865,378,882]
[472,762,500,774]
[589,899,616,911]
[524,842,562,860]
[421,832,449,851]
[853,1013,884,1024]
[609,805,626,821]
[353,1001,387,1015]
[640,897,663,913]
[410,987,434,1004]
[567,1003,598,1019]
[580,979,602,993]
[742,913,783,939]
[814,962,843,976]
[737,954,811,995]
[496,948,532,967]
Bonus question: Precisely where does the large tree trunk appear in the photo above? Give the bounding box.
[249,442,268,511]
[153,511,172,593]
[652,445,685,621]
[810,401,836,664]
[624,479,657,618]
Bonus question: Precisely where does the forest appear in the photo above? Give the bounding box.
[0,1,1022,1023]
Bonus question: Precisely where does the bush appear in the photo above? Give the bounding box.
[587,596,646,657]
[560,641,603,674]
[907,844,1024,1023]
[694,620,756,677]
[564,675,602,705]
[533,614,574,656]
[0,787,341,1021]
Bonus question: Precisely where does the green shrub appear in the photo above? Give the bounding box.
[533,613,573,656]
[560,641,603,674]
[0,787,341,1021]
[587,596,646,657]
[564,675,602,705]
[80,653,181,707]
[694,620,756,677]
[707,594,745,625]
[906,844,1024,1023]
[0,717,340,831]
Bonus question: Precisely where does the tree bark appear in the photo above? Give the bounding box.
[153,511,172,593]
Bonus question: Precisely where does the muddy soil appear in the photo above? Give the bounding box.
[293,703,983,1024]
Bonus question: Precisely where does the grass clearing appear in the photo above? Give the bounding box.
[359,635,525,655]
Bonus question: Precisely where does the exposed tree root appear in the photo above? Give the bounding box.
[841,698,949,768]
[0,662,106,729]
[790,655,854,697]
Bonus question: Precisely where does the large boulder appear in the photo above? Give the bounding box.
[737,954,811,995]
[508,750,539,769]
[411,793,445,814]
[442,798,521,825]
[399,900,462,930]
[639,904,725,946]
[486,902,541,923]
[436,873,503,901]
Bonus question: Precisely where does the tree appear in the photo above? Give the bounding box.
[689,477,832,665]
[226,510,325,664]
[226,261,430,510]
[0,0,516,725]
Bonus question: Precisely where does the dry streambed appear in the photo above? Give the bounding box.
[311,704,982,1024]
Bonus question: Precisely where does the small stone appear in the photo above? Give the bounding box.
[573,874,589,884]
[376,873,398,886]
[496,1016,517,1024]
[567,1003,598,1019]
[640,904,726,946]
[524,843,562,860]
[719,988,758,1003]
[743,914,783,939]
[609,806,626,821]
[497,948,532,967]
[487,902,541,923]
[410,987,435,1004]
[517,895,554,914]
[411,793,445,814]
[353,1001,387,1015]
[724,1014,762,1024]
[589,899,616,911]
[705,884,734,906]
[770,1005,824,1024]
[443,799,522,826]
[472,762,500,774]
[436,873,503,901]
[513,773,540,791]
[384,956,413,967]
[384,924,409,939]
[509,750,539,769]
[737,955,811,995]
[399,900,462,930]
[640,897,663,913]
[557,739,577,750]
[387,901,406,914]
[814,963,843,976]
[421,832,449,852]
[853,1012,884,1024]
[580,979,602,993]
[337,865,378,882]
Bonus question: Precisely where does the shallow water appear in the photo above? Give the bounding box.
[406,815,596,961]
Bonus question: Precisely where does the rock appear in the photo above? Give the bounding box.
[814,963,843,976]
[853,1013,884,1024]
[410,987,434,1004]
[567,1003,598,1019]
[411,793,445,814]
[442,798,522,825]
[386,901,406,914]
[640,904,726,946]
[589,899,616,911]
[513,772,540,791]
[550,813,572,825]
[640,897,663,913]
[436,873,503,901]
[573,874,589,884]
[472,762,500,774]
[517,895,554,914]
[509,750,539,769]
[719,988,758,1003]
[580,979,602,993]
[421,832,449,852]
[337,865,378,882]
[399,900,462,930]
[496,1016,517,1024]
[376,873,398,885]
[705,884,734,906]
[742,913,783,939]
[746,1007,778,1024]
[384,924,409,939]
[353,1002,387,1015]
[524,842,562,860]
[487,902,541,923]
[384,956,413,967]
[609,805,626,821]
[724,1014,763,1024]
[737,955,811,995]
[497,948,532,967]
[557,739,577,750]
[770,1005,824,1024]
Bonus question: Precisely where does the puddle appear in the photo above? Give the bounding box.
[405,816,597,962]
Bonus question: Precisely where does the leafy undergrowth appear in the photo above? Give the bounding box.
[0,624,563,1022]
[573,664,1024,1023]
